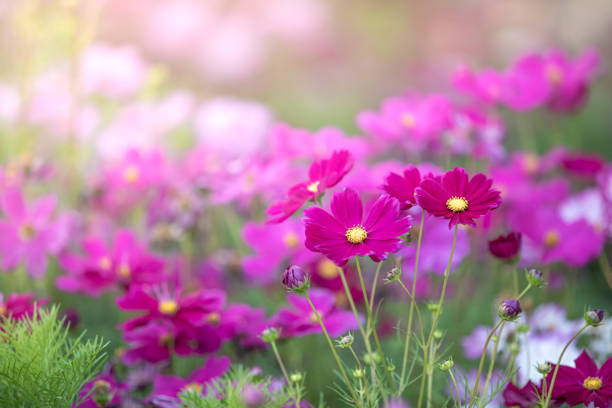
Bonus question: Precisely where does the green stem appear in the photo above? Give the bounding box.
[400,209,425,392]
[448,368,461,408]
[479,322,505,408]
[369,262,383,309]
[305,294,363,408]
[467,320,504,408]
[355,257,396,393]
[397,281,426,345]
[270,341,296,400]
[517,283,532,301]
[349,345,369,406]
[542,324,588,408]
[338,267,384,399]
[417,224,459,408]
[426,339,437,408]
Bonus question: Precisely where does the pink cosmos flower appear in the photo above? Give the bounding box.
[218,304,269,348]
[150,356,230,401]
[122,320,221,364]
[502,380,544,408]
[267,150,354,223]
[546,351,612,408]
[303,188,411,266]
[116,286,226,333]
[242,220,317,285]
[382,165,422,210]
[0,187,70,277]
[273,288,358,338]
[0,292,48,320]
[415,167,502,228]
[56,229,166,297]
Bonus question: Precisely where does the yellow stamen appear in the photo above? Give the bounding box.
[93,380,111,390]
[544,230,560,247]
[318,258,339,279]
[183,382,203,393]
[283,232,299,248]
[206,312,220,325]
[310,312,320,323]
[306,181,320,194]
[401,113,416,128]
[98,257,112,270]
[446,196,469,212]
[19,223,36,241]
[117,264,131,278]
[346,225,367,244]
[546,64,563,85]
[158,300,178,315]
[123,165,140,183]
[0,305,6,315]
[583,376,602,391]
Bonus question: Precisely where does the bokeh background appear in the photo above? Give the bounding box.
[1,0,612,405]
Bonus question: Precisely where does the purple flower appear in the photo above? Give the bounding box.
[282,265,310,293]
[382,165,422,210]
[498,299,522,320]
[488,232,522,260]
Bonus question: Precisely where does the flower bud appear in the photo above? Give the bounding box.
[536,362,552,375]
[336,333,354,349]
[509,343,520,355]
[488,232,521,260]
[353,368,365,378]
[261,327,279,343]
[290,372,303,382]
[427,303,440,313]
[282,265,310,295]
[498,299,522,321]
[384,267,402,284]
[92,379,113,408]
[241,383,265,408]
[439,358,454,371]
[526,268,545,288]
[433,330,443,340]
[584,309,605,327]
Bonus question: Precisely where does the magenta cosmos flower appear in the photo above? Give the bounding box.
[303,188,411,266]
[57,229,166,296]
[266,150,354,223]
[415,167,502,228]
[547,350,612,408]
[0,292,48,320]
[382,165,422,210]
[0,187,70,277]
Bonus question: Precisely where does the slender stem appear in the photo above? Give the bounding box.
[369,262,383,310]
[426,339,436,408]
[355,257,396,393]
[270,341,296,400]
[598,252,612,291]
[305,294,363,408]
[400,209,425,392]
[467,320,504,408]
[338,267,384,399]
[417,224,459,408]
[479,322,505,408]
[349,345,369,406]
[543,324,588,408]
[512,265,519,296]
[448,368,462,408]
[397,280,426,345]
[516,283,532,301]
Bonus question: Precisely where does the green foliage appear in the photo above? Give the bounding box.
[178,365,294,408]
[0,306,108,408]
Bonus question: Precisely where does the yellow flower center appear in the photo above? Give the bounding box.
[123,165,140,183]
[159,333,173,346]
[583,376,603,391]
[98,257,112,270]
[523,153,539,174]
[0,305,6,315]
[544,230,560,247]
[158,300,178,315]
[446,196,469,212]
[117,264,131,278]
[401,113,416,128]
[206,312,220,325]
[546,64,563,85]
[183,382,202,393]
[93,379,111,390]
[310,312,320,323]
[19,223,36,241]
[346,225,367,244]
[283,232,299,248]
[306,180,320,194]
[318,258,339,279]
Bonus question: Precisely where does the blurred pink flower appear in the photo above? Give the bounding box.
[0,187,70,277]
[0,292,48,320]
[57,229,166,296]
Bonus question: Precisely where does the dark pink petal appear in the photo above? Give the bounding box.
[116,289,159,312]
[442,168,468,196]
[330,188,363,228]
[575,350,598,376]
[363,195,401,232]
